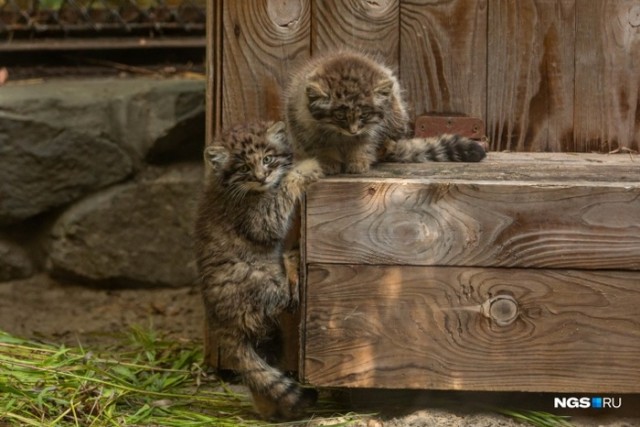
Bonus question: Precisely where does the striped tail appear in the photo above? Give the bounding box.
[382,134,486,163]
[232,338,317,420]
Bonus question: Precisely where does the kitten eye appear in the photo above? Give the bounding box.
[238,165,250,173]
[262,155,273,165]
[333,110,346,120]
[360,112,370,120]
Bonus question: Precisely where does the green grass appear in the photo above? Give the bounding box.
[0,326,366,427]
[0,326,575,427]
[496,408,574,427]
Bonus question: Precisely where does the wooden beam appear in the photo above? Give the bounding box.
[305,153,640,270]
[302,264,640,392]
[204,0,223,369]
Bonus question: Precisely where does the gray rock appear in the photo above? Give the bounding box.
[0,239,35,281]
[47,164,204,287]
[0,77,205,163]
[0,112,133,225]
[0,77,205,225]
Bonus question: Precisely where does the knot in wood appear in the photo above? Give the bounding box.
[360,0,395,17]
[267,0,302,28]
[483,295,519,326]
[630,5,640,27]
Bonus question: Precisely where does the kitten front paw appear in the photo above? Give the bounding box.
[293,158,324,183]
[320,161,342,176]
[344,159,370,174]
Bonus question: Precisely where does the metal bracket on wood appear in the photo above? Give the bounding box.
[414,115,485,140]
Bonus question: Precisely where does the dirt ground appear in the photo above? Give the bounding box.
[0,275,638,427]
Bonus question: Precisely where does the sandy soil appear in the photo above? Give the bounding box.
[0,275,637,427]
[0,275,203,348]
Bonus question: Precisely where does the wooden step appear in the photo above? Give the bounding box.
[300,152,640,393]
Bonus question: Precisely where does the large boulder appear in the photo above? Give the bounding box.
[47,164,204,287]
[0,77,205,225]
[0,112,133,225]
[0,77,205,161]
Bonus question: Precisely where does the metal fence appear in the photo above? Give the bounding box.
[0,0,205,39]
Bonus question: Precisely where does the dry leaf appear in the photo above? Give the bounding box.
[0,67,8,85]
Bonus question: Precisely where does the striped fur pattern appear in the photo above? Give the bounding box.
[195,121,320,420]
[382,134,487,163]
[285,50,485,174]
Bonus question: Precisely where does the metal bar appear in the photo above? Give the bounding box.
[0,36,205,51]
[2,23,204,32]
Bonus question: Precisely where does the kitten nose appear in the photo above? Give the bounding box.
[254,171,266,183]
[349,124,359,134]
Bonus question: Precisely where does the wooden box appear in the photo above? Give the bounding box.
[299,153,640,393]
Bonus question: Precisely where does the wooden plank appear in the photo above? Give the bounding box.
[305,154,640,269]
[221,0,311,127]
[399,0,487,120]
[311,0,399,66]
[487,0,575,152]
[302,264,640,392]
[204,0,223,369]
[206,0,222,143]
[574,0,640,153]
[345,152,640,182]
[299,195,310,375]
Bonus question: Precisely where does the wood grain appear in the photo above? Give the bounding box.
[399,0,487,120]
[204,0,222,368]
[312,0,400,66]
[221,0,311,127]
[302,264,640,392]
[487,0,575,152]
[349,152,640,182]
[574,0,640,153]
[211,0,639,153]
[205,1,640,375]
[205,0,222,145]
[305,156,640,269]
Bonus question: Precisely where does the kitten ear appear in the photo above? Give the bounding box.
[204,145,228,169]
[373,79,394,97]
[266,121,289,150]
[266,121,289,148]
[266,120,286,136]
[305,81,328,101]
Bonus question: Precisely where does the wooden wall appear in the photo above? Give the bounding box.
[206,0,640,152]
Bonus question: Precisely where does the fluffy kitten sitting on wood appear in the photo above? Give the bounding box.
[195,121,321,420]
[285,50,486,174]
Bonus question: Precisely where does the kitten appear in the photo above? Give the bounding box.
[285,50,486,174]
[194,121,321,420]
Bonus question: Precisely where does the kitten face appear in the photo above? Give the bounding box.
[305,68,394,138]
[206,121,293,194]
